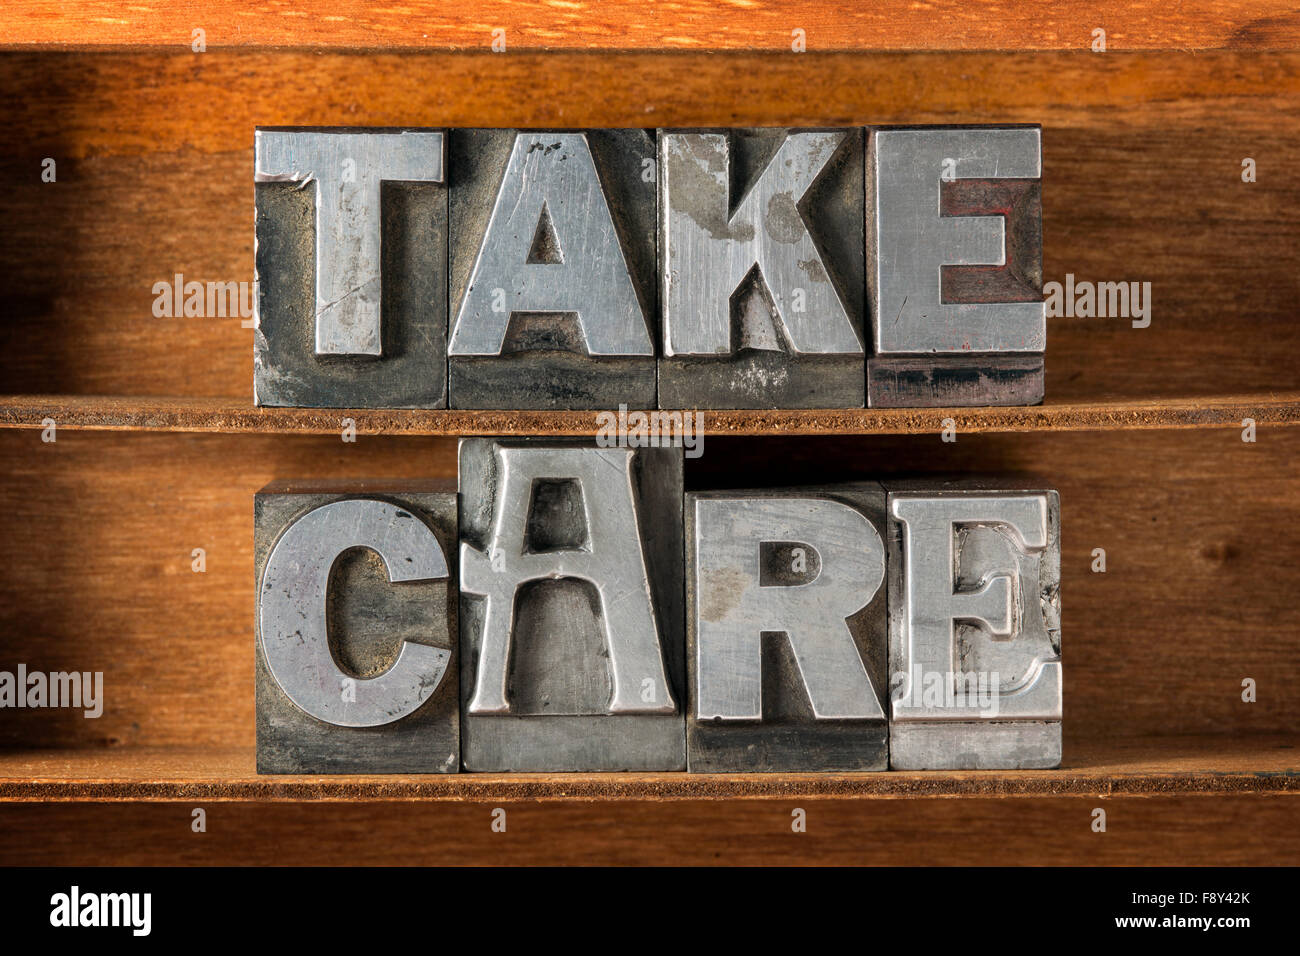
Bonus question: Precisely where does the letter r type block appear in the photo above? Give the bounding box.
[687,484,889,771]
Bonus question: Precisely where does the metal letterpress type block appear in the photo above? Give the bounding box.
[458,439,685,770]
[254,128,448,408]
[687,485,889,771]
[255,481,459,772]
[659,128,866,409]
[867,126,1045,407]
[447,130,657,409]
[887,483,1062,769]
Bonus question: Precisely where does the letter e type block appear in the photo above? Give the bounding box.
[659,128,866,409]
[457,439,685,770]
[867,126,1045,407]
[886,484,1062,768]
[254,481,459,772]
[447,130,658,410]
[687,485,889,771]
[254,128,448,408]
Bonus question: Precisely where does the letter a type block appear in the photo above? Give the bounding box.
[659,128,866,409]
[448,130,658,409]
[254,128,449,408]
[687,485,889,771]
[867,126,1045,407]
[886,485,1062,769]
[458,439,685,770]
[254,481,459,773]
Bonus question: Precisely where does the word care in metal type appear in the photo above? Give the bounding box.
[255,443,1063,773]
[253,126,1045,411]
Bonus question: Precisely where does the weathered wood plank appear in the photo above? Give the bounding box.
[0,793,1294,865]
[3,1,1299,52]
[1,393,1297,435]
[0,736,1296,801]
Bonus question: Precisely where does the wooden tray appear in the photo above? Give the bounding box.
[0,4,1296,864]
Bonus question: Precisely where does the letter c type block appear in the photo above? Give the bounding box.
[254,128,449,408]
[686,485,890,772]
[458,439,685,771]
[254,483,459,773]
[886,485,1062,769]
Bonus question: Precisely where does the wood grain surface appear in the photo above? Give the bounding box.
[1,794,1295,865]
[0,737,1296,802]
[3,1,1300,52]
[0,51,1297,404]
[0,42,1296,865]
[2,393,1298,436]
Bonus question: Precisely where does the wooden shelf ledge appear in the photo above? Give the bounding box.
[3,1,1299,52]
[0,736,1294,803]
[1,393,1297,438]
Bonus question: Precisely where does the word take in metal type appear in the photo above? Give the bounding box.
[253,125,1045,410]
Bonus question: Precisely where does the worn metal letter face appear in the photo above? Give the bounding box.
[659,129,866,409]
[867,126,1045,407]
[448,130,657,409]
[254,484,459,773]
[464,447,672,715]
[450,132,650,355]
[256,129,444,357]
[687,486,889,772]
[260,499,449,726]
[458,439,685,770]
[254,128,448,408]
[887,487,1061,769]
